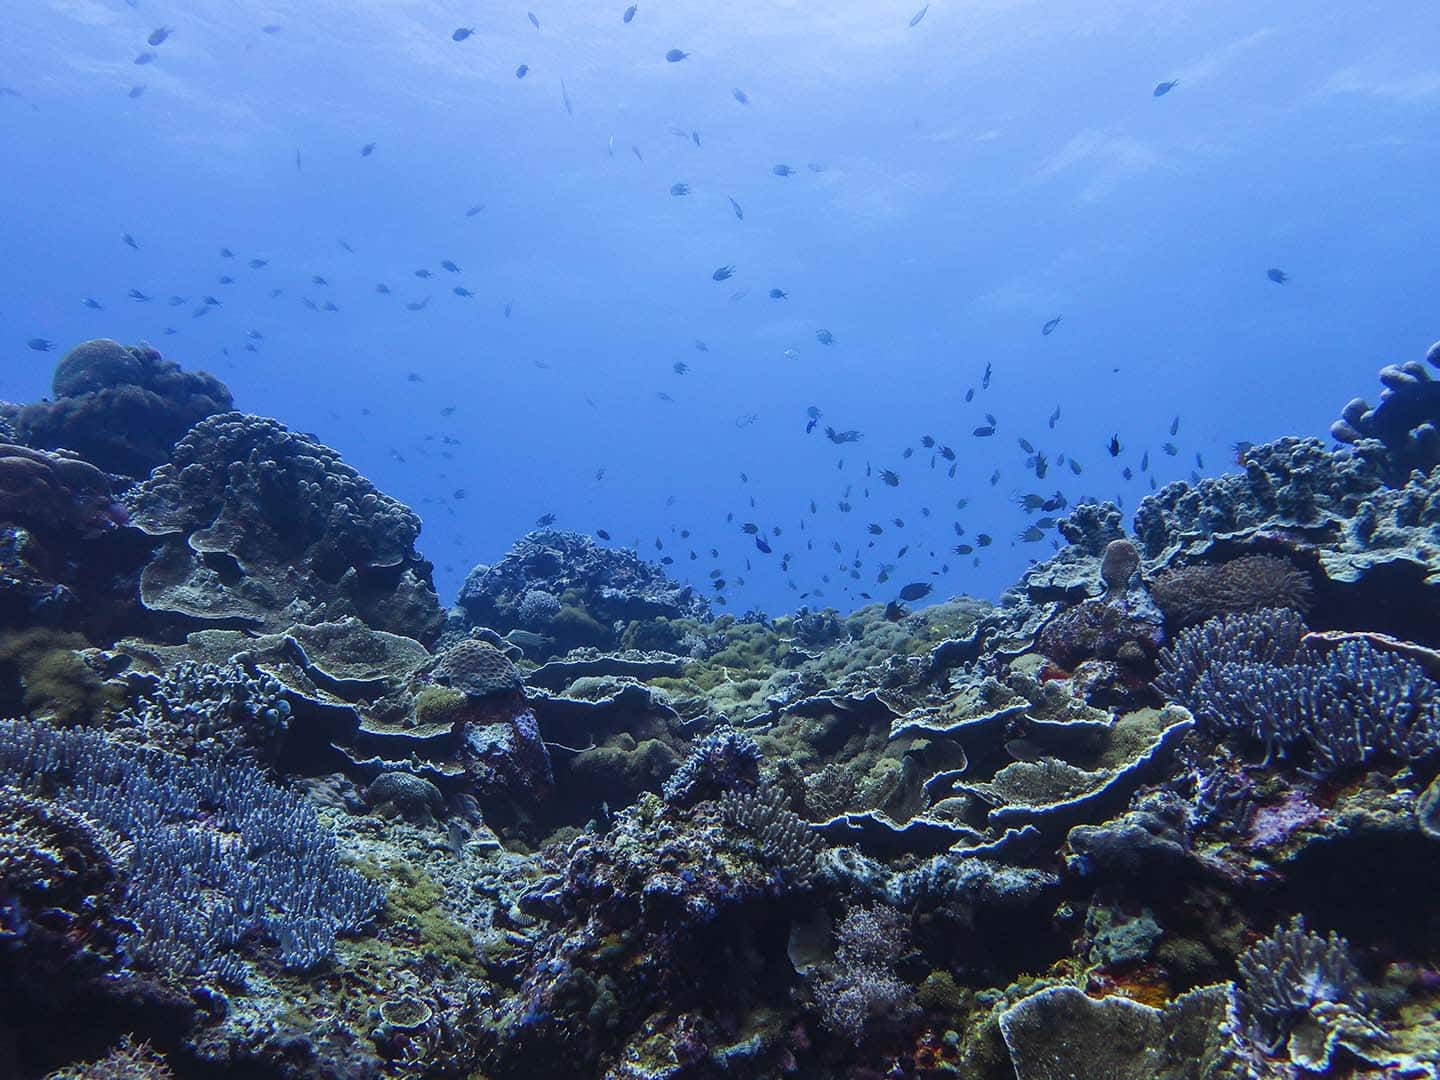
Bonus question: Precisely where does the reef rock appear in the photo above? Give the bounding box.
[17,339,233,478]
[126,413,443,643]
[456,529,711,657]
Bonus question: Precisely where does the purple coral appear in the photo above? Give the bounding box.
[661,724,761,806]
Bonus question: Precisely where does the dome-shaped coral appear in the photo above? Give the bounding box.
[431,639,522,698]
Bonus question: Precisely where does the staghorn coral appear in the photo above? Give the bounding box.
[720,781,823,885]
[1157,608,1440,771]
[18,339,232,478]
[126,412,443,642]
[0,718,384,976]
[1148,554,1314,629]
[1234,915,1372,1053]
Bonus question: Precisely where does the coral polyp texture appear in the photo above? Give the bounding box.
[4,340,1440,1079]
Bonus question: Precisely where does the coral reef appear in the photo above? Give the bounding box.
[127,412,443,642]
[1330,339,1440,478]
[456,529,711,656]
[17,340,232,478]
[4,351,1440,1080]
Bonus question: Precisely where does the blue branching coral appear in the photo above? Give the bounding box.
[1156,609,1440,772]
[1235,915,1371,1052]
[0,718,384,976]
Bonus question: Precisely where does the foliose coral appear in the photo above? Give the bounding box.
[126,412,443,642]
[1157,608,1440,771]
[0,718,384,975]
[17,339,233,478]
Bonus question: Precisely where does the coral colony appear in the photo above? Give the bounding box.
[4,337,1440,1077]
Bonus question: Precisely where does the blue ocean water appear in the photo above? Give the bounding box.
[3,0,1438,615]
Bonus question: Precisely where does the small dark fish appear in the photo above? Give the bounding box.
[623,5,637,22]
[440,259,461,273]
[338,239,355,253]
[597,528,612,540]
[694,340,708,352]
[516,64,529,78]
[867,523,884,535]
[505,301,513,317]
[528,11,541,29]
[1169,415,1180,436]
[772,163,794,176]
[1019,525,1046,542]
[1267,268,1288,284]
[898,581,932,601]
[883,601,907,622]
[122,232,139,249]
[939,446,956,461]
[1107,434,1121,457]
[881,469,900,487]
[692,131,701,146]
[953,544,973,555]
[825,426,863,444]
[81,297,104,310]
[147,26,173,46]
[665,48,689,62]
[1042,315,1062,336]
[406,297,431,311]
[755,536,773,554]
[376,283,392,294]
[973,425,995,437]
[452,27,475,41]
[465,204,485,217]
[134,51,157,65]
[768,288,788,300]
[977,533,993,547]
[1196,452,1205,468]
[733,87,749,105]
[1069,458,1082,475]
[26,338,55,352]
[249,258,268,269]
[728,196,744,220]
[1048,405,1061,428]
[672,361,689,375]
[128,289,151,301]
[815,328,835,345]
[262,24,283,34]
[1162,442,1178,456]
[360,142,375,156]
[712,265,736,281]
[453,286,475,297]
[128,84,146,98]
[1140,450,1150,471]
[982,361,993,389]
[217,275,234,284]
[536,512,557,527]
[1018,437,1035,454]
[632,144,643,162]
[1153,79,1179,97]
[670,182,690,196]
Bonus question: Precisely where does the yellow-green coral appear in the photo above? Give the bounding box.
[372,858,480,971]
[0,628,120,725]
[414,684,466,726]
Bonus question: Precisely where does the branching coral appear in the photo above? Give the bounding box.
[720,782,822,885]
[661,724,761,806]
[1156,608,1440,771]
[1235,915,1371,1053]
[0,718,384,976]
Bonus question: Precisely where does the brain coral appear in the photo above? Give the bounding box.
[17,339,233,477]
[126,413,443,643]
[432,638,523,698]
